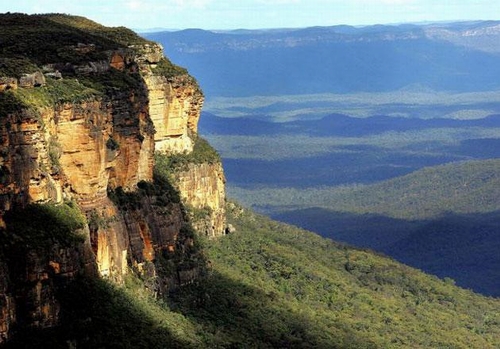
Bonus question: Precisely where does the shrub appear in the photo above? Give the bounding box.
[154,136,221,174]
[107,186,143,210]
[2,201,86,248]
[106,137,120,151]
[152,58,188,79]
[48,137,62,173]
[0,91,26,116]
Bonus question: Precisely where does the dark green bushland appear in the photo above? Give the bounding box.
[1,201,86,248]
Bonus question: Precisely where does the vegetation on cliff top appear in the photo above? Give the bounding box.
[40,13,148,47]
[1,201,86,248]
[0,13,147,68]
[151,57,189,80]
[0,13,193,111]
[0,13,188,78]
[0,78,102,115]
[154,136,221,175]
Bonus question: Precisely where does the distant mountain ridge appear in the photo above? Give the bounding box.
[200,111,500,137]
[144,21,500,97]
[147,21,500,52]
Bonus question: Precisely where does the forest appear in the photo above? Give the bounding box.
[146,22,500,297]
[195,92,500,296]
[7,202,500,348]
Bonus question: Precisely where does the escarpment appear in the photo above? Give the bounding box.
[172,159,226,238]
[0,13,226,343]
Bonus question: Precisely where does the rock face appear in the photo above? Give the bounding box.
[0,233,97,332]
[0,13,226,343]
[140,46,204,154]
[0,89,155,209]
[175,162,226,238]
[145,74,203,153]
[19,72,46,88]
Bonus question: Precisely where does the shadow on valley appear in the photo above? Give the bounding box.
[202,111,500,189]
[222,152,459,188]
[272,208,500,297]
[167,271,371,349]
[200,112,500,137]
[3,270,372,348]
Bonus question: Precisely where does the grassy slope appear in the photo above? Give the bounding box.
[190,204,500,348]
[321,158,500,219]
[232,159,500,219]
[6,203,500,348]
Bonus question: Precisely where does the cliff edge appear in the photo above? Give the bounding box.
[0,13,226,342]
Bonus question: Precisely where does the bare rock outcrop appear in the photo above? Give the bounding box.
[175,162,227,238]
[19,71,46,88]
[0,13,231,344]
[0,14,227,343]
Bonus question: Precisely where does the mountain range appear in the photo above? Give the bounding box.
[145,21,500,97]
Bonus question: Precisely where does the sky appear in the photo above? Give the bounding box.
[2,0,499,31]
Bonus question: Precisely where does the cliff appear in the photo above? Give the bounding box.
[176,162,226,237]
[0,13,226,343]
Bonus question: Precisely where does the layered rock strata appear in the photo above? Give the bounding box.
[175,162,227,238]
[0,14,226,342]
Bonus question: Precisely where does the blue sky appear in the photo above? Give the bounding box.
[2,0,499,30]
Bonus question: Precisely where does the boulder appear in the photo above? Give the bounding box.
[19,71,46,88]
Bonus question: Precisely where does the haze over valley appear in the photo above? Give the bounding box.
[145,21,500,296]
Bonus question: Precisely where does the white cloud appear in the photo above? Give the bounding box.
[126,0,143,10]
[354,0,417,4]
[257,0,300,3]
[172,0,213,8]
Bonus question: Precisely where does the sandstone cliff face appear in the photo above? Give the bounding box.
[0,233,96,332]
[175,162,226,238]
[134,44,225,238]
[139,45,204,154]
[88,194,200,291]
[0,259,15,338]
[0,67,155,211]
[0,14,226,343]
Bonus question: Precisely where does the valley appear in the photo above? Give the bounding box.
[198,93,500,296]
[146,22,500,297]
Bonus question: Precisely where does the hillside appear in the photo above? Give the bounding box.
[144,21,500,97]
[196,92,500,297]
[266,159,500,295]
[5,202,500,348]
[268,159,500,219]
[3,12,500,348]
